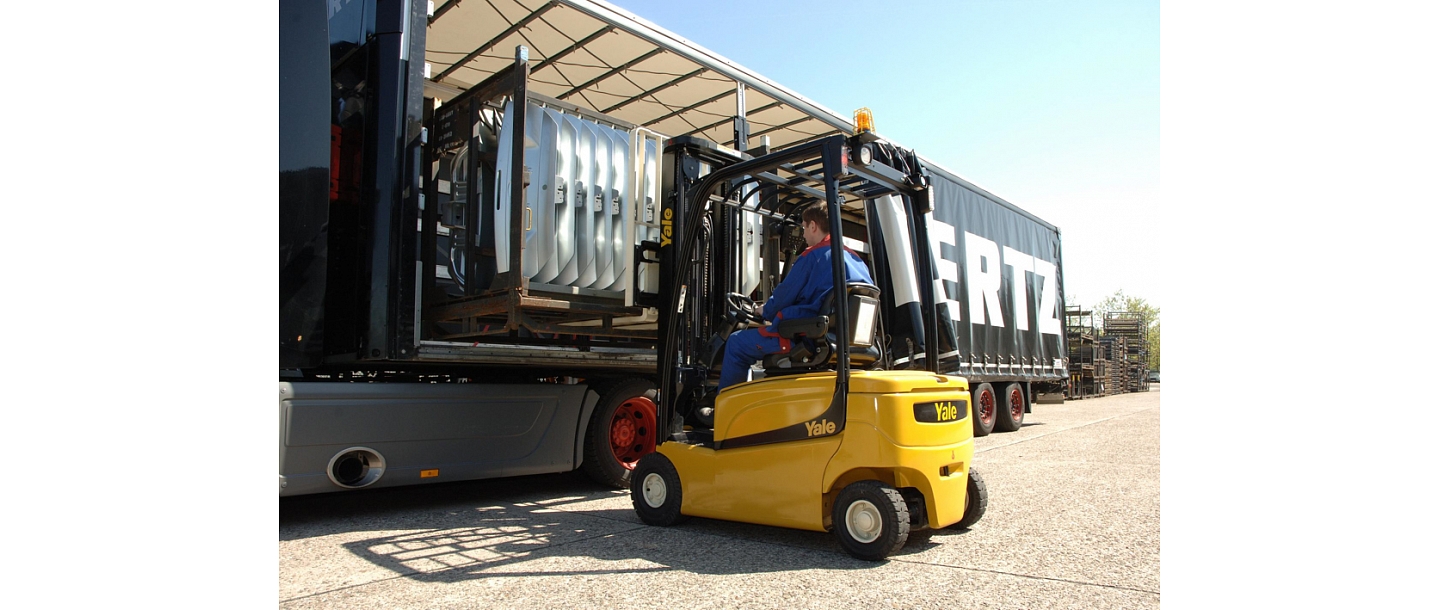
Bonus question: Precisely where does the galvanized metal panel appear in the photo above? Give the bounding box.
[495,100,668,297]
[493,100,514,273]
[554,113,581,285]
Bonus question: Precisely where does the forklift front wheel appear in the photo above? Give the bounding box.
[832,480,910,561]
[630,453,687,526]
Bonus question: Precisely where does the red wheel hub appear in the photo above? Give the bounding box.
[1008,389,1024,422]
[977,389,995,425]
[608,396,657,469]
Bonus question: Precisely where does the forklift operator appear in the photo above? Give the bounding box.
[718,203,875,390]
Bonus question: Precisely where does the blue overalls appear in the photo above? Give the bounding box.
[719,236,875,389]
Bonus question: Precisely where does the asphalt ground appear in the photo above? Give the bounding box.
[280,386,1160,608]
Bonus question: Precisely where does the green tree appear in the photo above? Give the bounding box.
[1147,322,1160,372]
[1092,289,1160,371]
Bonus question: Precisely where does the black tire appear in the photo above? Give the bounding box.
[994,383,1026,432]
[582,379,658,488]
[971,383,996,438]
[832,480,910,561]
[630,453,687,526]
[949,467,988,530]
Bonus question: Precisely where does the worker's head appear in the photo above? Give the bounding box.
[800,204,830,248]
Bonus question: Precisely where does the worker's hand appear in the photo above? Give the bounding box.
[745,304,764,323]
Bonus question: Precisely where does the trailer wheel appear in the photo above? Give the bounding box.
[949,468,988,530]
[994,383,1026,432]
[630,453,687,526]
[582,379,658,488]
[832,480,910,561]
[971,383,996,437]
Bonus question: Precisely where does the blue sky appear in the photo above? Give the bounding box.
[610,0,1161,310]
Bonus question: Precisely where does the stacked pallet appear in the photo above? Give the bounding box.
[1105,312,1150,393]
[1123,339,1146,392]
[1093,343,1109,395]
[1098,335,1128,396]
[1064,308,1156,399]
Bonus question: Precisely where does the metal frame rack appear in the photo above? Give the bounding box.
[1065,306,1100,399]
[422,48,662,348]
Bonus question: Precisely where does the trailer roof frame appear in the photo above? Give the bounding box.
[423,0,1056,232]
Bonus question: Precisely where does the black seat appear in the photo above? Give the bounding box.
[761,282,882,376]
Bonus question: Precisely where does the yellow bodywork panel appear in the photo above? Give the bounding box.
[662,370,975,532]
[712,372,836,443]
[662,436,842,531]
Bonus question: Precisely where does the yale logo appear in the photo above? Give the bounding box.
[660,208,674,247]
[804,419,837,437]
[936,402,959,422]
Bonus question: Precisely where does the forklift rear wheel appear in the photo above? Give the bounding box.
[994,383,1025,432]
[833,480,910,561]
[583,379,658,488]
[949,468,988,530]
[630,453,687,526]
[972,383,997,437]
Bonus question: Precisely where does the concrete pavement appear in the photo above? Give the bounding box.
[280,387,1161,608]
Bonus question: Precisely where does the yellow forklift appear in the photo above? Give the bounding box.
[631,127,986,561]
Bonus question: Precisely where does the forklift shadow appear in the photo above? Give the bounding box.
[306,483,952,580]
[285,471,966,578]
[336,499,911,582]
[280,471,619,542]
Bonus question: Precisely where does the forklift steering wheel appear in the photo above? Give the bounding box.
[726,292,760,324]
